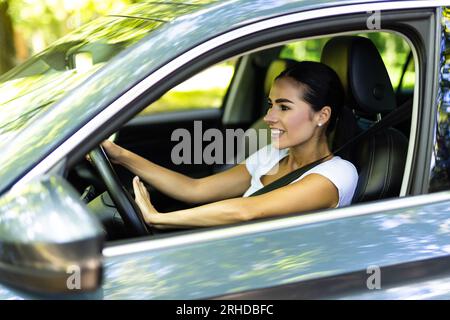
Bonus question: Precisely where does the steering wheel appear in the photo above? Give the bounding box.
[89,146,151,236]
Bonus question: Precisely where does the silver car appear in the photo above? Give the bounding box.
[0,0,449,299]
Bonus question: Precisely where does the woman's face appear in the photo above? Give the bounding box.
[264,77,320,150]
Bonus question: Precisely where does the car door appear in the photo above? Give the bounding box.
[100,191,450,300]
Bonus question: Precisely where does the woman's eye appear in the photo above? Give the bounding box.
[266,103,289,112]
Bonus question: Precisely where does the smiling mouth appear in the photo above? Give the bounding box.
[270,129,285,139]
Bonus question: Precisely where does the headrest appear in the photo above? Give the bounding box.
[264,58,298,95]
[321,36,395,115]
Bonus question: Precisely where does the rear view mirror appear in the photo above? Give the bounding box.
[0,175,104,294]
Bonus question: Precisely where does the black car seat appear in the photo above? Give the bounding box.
[321,36,409,203]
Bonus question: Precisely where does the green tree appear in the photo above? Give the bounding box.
[0,0,16,74]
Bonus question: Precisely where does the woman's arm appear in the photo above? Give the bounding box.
[134,173,339,228]
[105,141,251,204]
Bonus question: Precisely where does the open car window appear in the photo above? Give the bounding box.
[138,59,238,115]
[68,27,417,243]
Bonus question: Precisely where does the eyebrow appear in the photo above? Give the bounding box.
[268,98,295,104]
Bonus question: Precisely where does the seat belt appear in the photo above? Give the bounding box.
[249,98,412,197]
[249,154,330,197]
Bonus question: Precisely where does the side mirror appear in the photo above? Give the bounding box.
[0,175,104,294]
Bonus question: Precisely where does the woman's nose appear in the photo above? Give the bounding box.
[263,107,278,124]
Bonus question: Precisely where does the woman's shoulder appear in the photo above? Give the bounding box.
[311,156,358,180]
[329,156,357,171]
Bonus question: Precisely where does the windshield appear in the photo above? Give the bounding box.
[0,0,222,142]
[0,15,163,142]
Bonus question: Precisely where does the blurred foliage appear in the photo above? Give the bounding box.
[141,61,236,115]
[0,1,15,73]
[143,88,227,114]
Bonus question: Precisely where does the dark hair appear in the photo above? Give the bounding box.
[275,61,344,135]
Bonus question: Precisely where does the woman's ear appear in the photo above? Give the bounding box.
[316,106,332,126]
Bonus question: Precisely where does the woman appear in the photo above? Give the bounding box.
[102,61,358,229]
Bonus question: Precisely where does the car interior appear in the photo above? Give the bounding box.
[65,30,416,241]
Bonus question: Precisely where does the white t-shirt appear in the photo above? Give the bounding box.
[243,144,359,207]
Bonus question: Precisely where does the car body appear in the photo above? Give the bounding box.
[1,0,450,299]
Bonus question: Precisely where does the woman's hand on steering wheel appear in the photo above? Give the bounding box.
[101,140,124,164]
[132,176,159,224]
[88,145,151,236]
[85,140,122,164]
